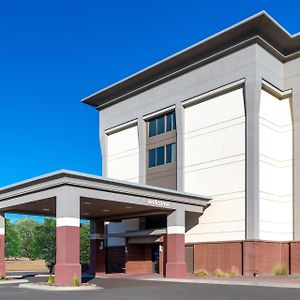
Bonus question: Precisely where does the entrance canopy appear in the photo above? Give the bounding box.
[0,170,210,219]
[0,170,211,284]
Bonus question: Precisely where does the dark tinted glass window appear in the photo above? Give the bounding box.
[166,112,176,132]
[145,215,167,229]
[149,119,156,137]
[149,148,156,168]
[156,146,165,166]
[157,115,165,135]
[166,143,176,163]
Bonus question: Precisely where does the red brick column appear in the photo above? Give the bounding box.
[55,190,81,285]
[55,225,81,285]
[165,210,186,278]
[0,214,5,277]
[89,219,106,275]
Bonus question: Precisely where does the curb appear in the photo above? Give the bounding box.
[18,283,103,291]
[0,279,29,285]
[139,278,300,289]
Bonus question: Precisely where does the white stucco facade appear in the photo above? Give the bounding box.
[184,88,246,242]
[83,12,300,244]
[106,125,139,183]
[259,90,293,240]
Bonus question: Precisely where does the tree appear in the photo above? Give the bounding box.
[34,218,56,273]
[80,222,90,265]
[15,218,40,259]
[5,218,20,258]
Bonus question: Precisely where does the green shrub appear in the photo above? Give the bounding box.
[47,275,54,285]
[194,269,209,276]
[0,275,5,281]
[212,268,224,277]
[72,274,80,287]
[274,264,289,276]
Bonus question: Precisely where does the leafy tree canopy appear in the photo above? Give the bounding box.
[5,218,20,258]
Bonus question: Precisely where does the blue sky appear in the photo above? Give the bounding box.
[1,1,300,221]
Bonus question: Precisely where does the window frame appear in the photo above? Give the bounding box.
[148,111,176,138]
[148,143,176,168]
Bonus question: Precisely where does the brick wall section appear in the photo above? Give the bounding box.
[194,241,242,274]
[290,242,300,274]
[243,241,289,275]
[193,240,292,276]
[125,244,153,274]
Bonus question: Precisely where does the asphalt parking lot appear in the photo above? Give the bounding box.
[1,276,300,300]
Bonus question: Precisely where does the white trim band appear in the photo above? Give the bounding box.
[56,217,80,227]
[182,78,245,108]
[262,80,292,100]
[90,233,104,240]
[167,226,185,234]
[143,105,175,120]
[105,119,138,135]
[0,228,4,235]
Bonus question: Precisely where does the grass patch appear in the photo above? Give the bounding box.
[274,264,289,276]
[194,269,209,276]
[47,275,54,285]
[212,268,225,277]
[72,274,80,287]
[224,266,239,278]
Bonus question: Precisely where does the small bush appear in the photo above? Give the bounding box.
[0,275,5,281]
[47,275,54,285]
[212,268,224,277]
[274,264,289,276]
[72,274,80,287]
[225,266,239,278]
[194,269,209,276]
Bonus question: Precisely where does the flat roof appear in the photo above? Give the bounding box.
[82,11,300,109]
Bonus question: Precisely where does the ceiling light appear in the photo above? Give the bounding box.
[83,212,90,216]
[102,209,110,212]
[83,201,92,205]
[125,206,132,209]
[42,208,50,211]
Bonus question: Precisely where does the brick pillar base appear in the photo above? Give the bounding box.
[55,264,81,284]
[90,239,106,275]
[55,226,81,285]
[0,235,5,277]
[165,234,186,278]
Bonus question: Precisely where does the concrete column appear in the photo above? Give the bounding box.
[166,210,186,278]
[99,111,108,177]
[0,214,5,277]
[284,59,300,239]
[175,103,185,192]
[138,116,146,184]
[292,88,300,239]
[55,188,81,285]
[89,219,106,275]
[245,77,261,239]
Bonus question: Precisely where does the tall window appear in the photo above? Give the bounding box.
[148,111,176,137]
[148,143,176,168]
[166,143,176,163]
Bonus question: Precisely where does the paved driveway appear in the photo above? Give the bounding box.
[1,277,300,300]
